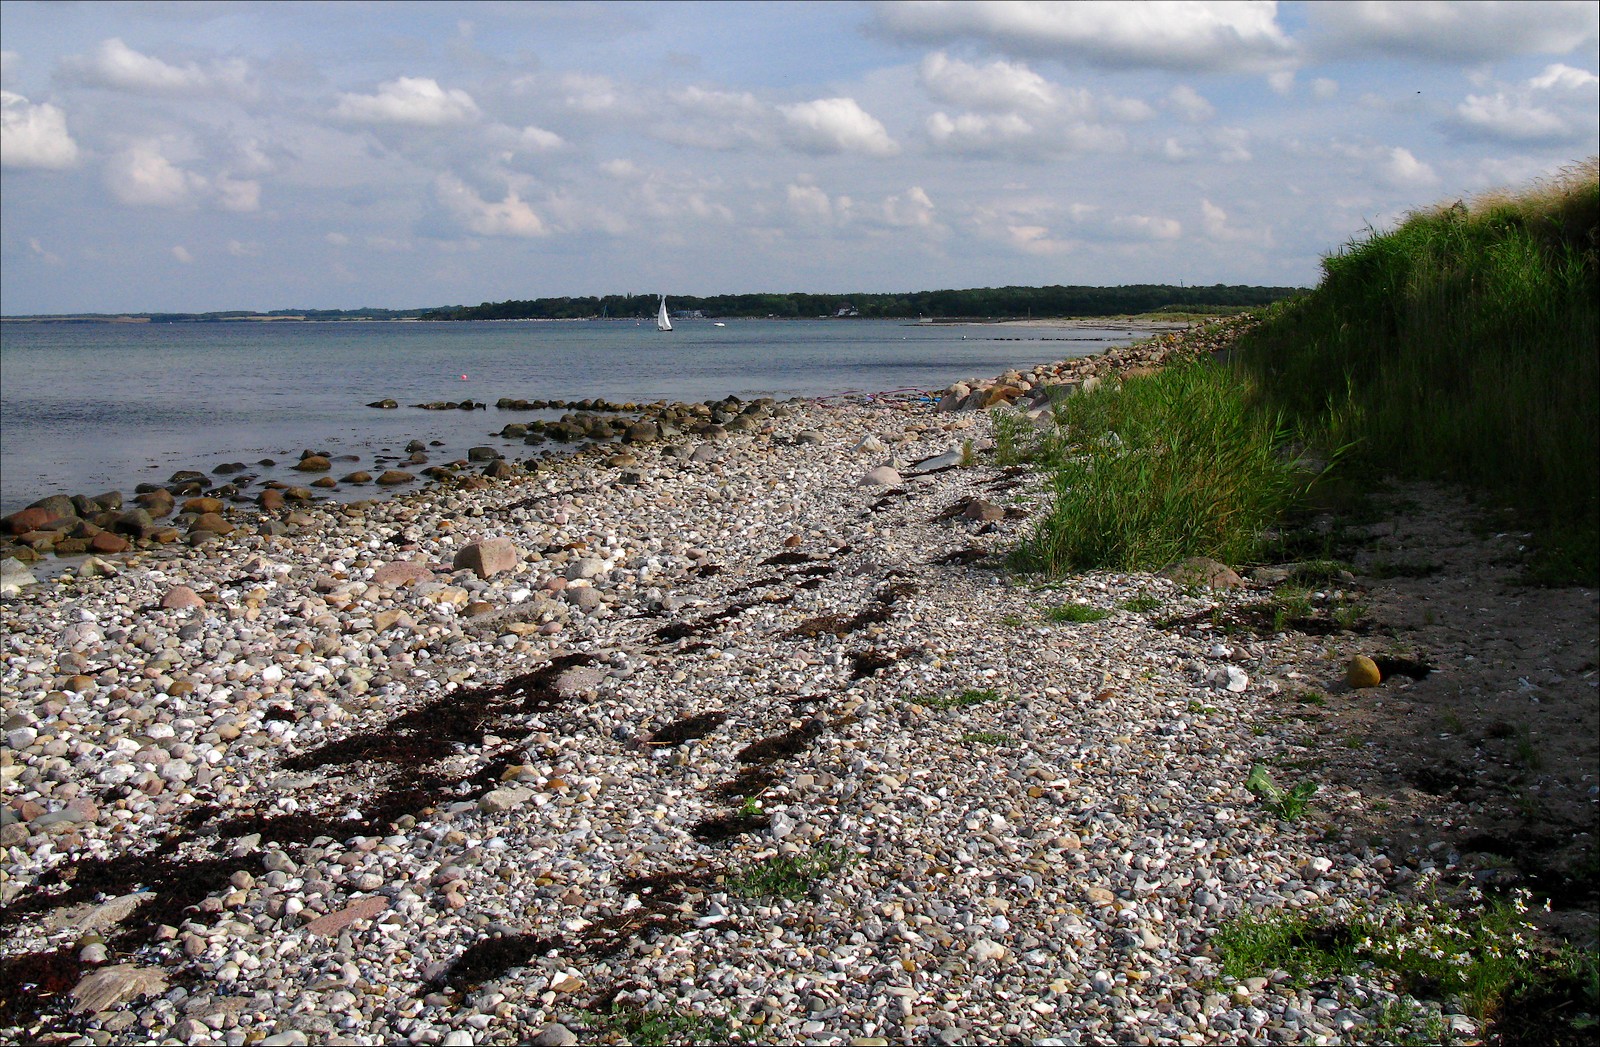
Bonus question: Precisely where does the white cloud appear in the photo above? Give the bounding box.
[27,237,62,265]
[919,52,1056,111]
[334,77,479,126]
[0,90,80,169]
[1004,224,1072,255]
[517,125,566,151]
[436,175,547,237]
[926,110,1035,152]
[1455,93,1572,142]
[1380,146,1439,187]
[215,175,261,213]
[63,38,248,96]
[787,183,836,222]
[557,72,624,113]
[227,240,261,258]
[1114,213,1183,240]
[881,186,937,228]
[1208,126,1253,163]
[1530,62,1600,91]
[1312,78,1339,100]
[1200,199,1274,246]
[1167,85,1215,121]
[171,245,194,264]
[325,232,350,246]
[1161,136,1190,161]
[1267,70,1295,96]
[105,142,205,206]
[779,97,899,156]
[875,0,1293,73]
[1310,1,1599,62]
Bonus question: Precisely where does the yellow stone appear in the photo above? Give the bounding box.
[1346,655,1382,688]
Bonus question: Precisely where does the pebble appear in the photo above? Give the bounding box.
[0,326,1429,1045]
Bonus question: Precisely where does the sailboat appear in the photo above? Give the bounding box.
[656,295,673,332]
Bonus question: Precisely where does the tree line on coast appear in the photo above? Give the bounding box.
[417,283,1304,322]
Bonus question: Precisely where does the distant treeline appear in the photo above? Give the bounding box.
[419,284,1305,322]
[142,307,431,323]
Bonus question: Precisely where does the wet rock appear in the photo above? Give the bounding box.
[376,471,415,486]
[294,455,332,472]
[367,399,399,409]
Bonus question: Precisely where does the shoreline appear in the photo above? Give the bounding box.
[4,318,1590,1044]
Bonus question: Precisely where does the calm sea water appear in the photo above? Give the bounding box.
[0,318,1149,515]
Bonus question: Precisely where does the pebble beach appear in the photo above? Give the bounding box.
[1,325,1497,1046]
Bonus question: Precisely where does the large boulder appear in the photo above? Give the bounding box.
[1160,556,1243,590]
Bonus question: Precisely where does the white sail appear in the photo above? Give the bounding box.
[656,295,673,332]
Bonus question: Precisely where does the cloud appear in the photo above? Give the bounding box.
[171,245,194,264]
[325,232,350,246]
[227,240,261,258]
[1207,126,1253,163]
[62,38,249,96]
[787,183,837,222]
[881,185,937,228]
[926,110,1035,152]
[215,175,261,213]
[874,0,1293,73]
[779,97,899,156]
[105,142,205,206]
[436,175,547,237]
[1452,64,1598,144]
[334,77,480,126]
[1309,1,1598,62]
[517,125,565,151]
[0,90,80,169]
[1312,78,1339,101]
[1167,85,1215,121]
[1380,146,1439,187]
[1201,198,1273,246]
[1114,213,1183,240]
[27,237,63,265]
[919,52,1056,111]
[1530,62,1600,91]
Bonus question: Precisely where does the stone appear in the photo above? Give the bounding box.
[376,470,415,486]
[188,512,234,535]
[1345,655,1382,688]
[853,435,888,454]
[961,499,1005,522]
[0,558,37,596]
[134,489,175,516]
[366,399,398,409]
[342,471,373,484]
[303,895,390,936]
[531,1023,578,1047]
[293,455,331,472]
[453,538,518,578]
[70,964,169,1015]
[371,560,434,588]
[467,446,500,461]
[182,497,225,515]
[161,586,206,610]
[858,466,902,486]
[88,531,131,554]
[483,459,515,479]
[1160,556,1243,590]
[112,508,157,538]
[5,506,61,534]
[258,489,286,511]
[373,609,417,633]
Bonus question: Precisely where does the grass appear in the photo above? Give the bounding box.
[916,687,1001,711]
[1215,877,1597,1038]
[1245,763,1319,820]
[1005,359,1320,575]
[959,730,1015,746]
[724,843,853,900]
[599,1002,735,1045]
[1233,159,1599,583]
[1046,603,1110,623]
[1120,593,1162,613]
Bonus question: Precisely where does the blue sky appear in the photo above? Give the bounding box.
[2,1,1595,314]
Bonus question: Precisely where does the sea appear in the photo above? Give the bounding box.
[0,317,1155,516]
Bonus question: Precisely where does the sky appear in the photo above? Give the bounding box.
[1,1,1596,315]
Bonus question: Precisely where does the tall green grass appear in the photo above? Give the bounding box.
[1235,159,1599,582]
[1006,362,1314,574]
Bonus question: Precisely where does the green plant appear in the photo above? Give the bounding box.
[999,613,1024,628]
[738,797,763,817]
[959,731,1015,746]
[1267,587,1315,631]
[1245,763,1319,820]
[1234,160,1600,583]
[917,687,1000,711]
[1008,361,1323,575]
[725,843,853,900]
[1120,593,1162,613]
[1368,998,1454,1045]
[1214,910,1358,984]
[1047,603,1110,624]
[599,1002,735,1046]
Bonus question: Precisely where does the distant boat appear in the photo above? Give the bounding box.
[712,321,726,327]
[656,295,673,332]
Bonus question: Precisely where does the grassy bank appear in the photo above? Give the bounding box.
[1006,159,1598,583]
[1235,159,1599,582]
